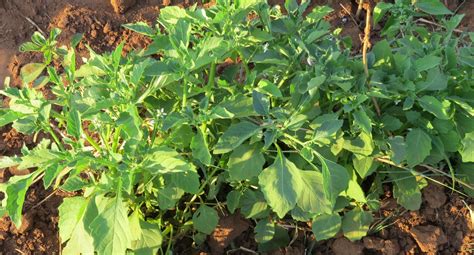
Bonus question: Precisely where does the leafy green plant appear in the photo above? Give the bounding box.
[0,0,473,253]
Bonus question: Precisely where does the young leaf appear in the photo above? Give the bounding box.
[406,129,432,167]
[255,218,275,243]
[67,109,82,139]
[312,213,342,241]
[258,150,303,218]
[214,121,261,154]
[227,143,265,181]
[342,208,373,241]
[191,129,212,165]
[192,205,219,235]
[460,132,474,162]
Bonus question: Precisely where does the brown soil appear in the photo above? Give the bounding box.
[0,0,473,254]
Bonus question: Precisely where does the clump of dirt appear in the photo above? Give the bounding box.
[111,0,137,14]
[208,213,250,254]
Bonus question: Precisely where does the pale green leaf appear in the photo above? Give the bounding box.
[67,110,82,139]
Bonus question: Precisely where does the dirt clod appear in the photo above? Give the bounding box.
[208,213,250,254]
[410,225,448,254]
[423,182,447,209]
[332,237,364,255]
[110,0,137,14]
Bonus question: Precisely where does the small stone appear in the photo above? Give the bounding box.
[91,30,98,38]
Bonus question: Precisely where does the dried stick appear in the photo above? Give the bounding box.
[362,2,382,117]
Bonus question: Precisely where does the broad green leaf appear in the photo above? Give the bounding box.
[343,132,374,156]
[296,171,332,214]
[191,129,212,165]
[460,132,474,162]
[228,143,265,181]
[318,155,350,209]
[252,90,270,115]
[312,213,341,241]
[144,147,196,174]
[258,150,303,218]
[59,197,92,245]
[353,156,377,179]
[192,205,219,235]
[158,186,184,210]
[86,194,132,255]
[406,129,432,167]
[4,173,36,228]
[257,80,282,97]
[0,110,23,127]
[418,96,450,120]
[255,218,275,243]
[67,109,82,139]
[60,197,94,255]
[353,109,372,134]
[414,55,441,72]
[374,2,393,25]
[346,180,367,203]
[20,63,46,84]
[240,190,269,219]
[390,170,422,210]
[342,208,373,241]
[388,136,406,165]
[61,176,90,192]
[214,121,261,154]
[130,219,163,254]
[414,0,453,15]
[226,190,241,214]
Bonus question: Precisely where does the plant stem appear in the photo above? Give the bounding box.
[45,125,64,151]
[182,77,188,109]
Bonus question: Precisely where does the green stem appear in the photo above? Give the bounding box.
[180,166,220,222]
[45,125,65,151]
[182,78,188,109]
[84,131,102,153]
